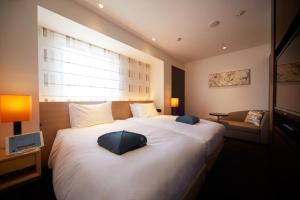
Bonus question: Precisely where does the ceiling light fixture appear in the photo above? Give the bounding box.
[152,38,156,41]
[98,3,104,9]
[221,44,227,50]
[209,20,220,28]
[236,10,246,16]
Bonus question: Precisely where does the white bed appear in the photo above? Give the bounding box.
[127,115,225,158]
[49,119,207,200]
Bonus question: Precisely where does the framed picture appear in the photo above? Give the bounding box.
[209,69,251,87]
[277,62,300,82]
[5,131,44,155]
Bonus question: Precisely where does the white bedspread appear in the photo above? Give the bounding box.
[127,115,225,157]
[49,120,206,200]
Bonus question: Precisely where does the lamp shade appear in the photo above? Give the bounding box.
[0,95,32,122]
[171,98,179,108]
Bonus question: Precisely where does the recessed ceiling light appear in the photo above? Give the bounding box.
[152,38,156,41]
[209,20,220,28]
[236,10,246,16]
[98,3,104,9]
[221,44,228,50]
[221,43,228,50]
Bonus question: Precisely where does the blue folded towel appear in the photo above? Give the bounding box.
[97,130,147,155]
[176,115,199,125]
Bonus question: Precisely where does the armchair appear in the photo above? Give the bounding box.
[220,110,269,144]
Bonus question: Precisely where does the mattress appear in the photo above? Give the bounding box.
[49,120,206,200]
[127,115,225,157]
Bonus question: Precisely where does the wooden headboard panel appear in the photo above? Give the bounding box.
[39,101,152,167]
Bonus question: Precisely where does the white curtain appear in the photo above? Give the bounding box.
[38,27,151,102]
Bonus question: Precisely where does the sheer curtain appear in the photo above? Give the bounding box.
[38,27,151,102]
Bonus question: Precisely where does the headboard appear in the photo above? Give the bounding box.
[39,101,152,167]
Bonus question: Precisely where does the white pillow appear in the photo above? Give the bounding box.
[244,110,264,127]
[69,102,114,128]
[129,104,140,118]
[132,103,158,118]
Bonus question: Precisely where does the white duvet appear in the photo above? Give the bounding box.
[127,115,225,157]
[49,120,206,200]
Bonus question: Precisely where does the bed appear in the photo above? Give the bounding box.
[48,120,206,200]
[40,101,225,200]
[127,115,225,170]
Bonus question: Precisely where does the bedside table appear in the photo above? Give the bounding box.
[0,148,41,190]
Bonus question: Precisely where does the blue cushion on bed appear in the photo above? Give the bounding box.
[97,130,147,155]
[176,115,199,125]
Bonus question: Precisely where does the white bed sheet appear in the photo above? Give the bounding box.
[49,120,206,200]
[127,115,225,157]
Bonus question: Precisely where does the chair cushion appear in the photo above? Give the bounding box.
[221,120,260,134]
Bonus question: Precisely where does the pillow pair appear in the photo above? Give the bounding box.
[69,102,114,128]
[130,103,158,118]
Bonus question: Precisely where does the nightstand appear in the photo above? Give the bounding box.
[0,148,41,190]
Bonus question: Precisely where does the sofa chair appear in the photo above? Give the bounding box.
[219,110,269,144]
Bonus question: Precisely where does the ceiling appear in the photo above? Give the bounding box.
[74,0,271,63]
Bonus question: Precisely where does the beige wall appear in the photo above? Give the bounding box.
[0,0,183,147]
[37,0,184,115]
[185,44,270,118]
[0,0,39,148]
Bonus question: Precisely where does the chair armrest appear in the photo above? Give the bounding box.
[260,111,270,144]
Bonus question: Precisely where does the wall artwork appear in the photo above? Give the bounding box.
[208,69,251,87]
[277,62,300,82]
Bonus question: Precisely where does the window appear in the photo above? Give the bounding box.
[38,27,151,102]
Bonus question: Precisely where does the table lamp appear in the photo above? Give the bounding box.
[0,95,32,135]
[171,98,179,115]
[171,98,179,108]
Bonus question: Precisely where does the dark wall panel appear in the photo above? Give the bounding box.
[171,66,185,115]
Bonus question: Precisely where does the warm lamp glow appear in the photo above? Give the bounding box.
[171,98,179,108]
[0,95,32,122]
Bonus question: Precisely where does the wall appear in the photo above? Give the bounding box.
[185,44,270,118]
[37,0,184,114]
[37,7,165,112]
[150,63,165,112]
[0,0,183,147]
[0,0,39,148]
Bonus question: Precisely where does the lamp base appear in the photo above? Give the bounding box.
[13,121,22,135]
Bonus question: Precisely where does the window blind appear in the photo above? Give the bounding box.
[38,27,151,102]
